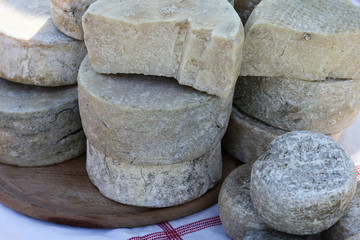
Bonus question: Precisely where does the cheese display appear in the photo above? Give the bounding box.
[0,0,87,86]
[233,0,262,24]
[240,0,360,80]
[234,76,360,134]
[322,182,360,240]
[222,107,342,163]
[219,163,305,240]
[82,0,244,98]
[78,56,232,165]
[49,0,96,40]
[0,78,85,166]
[87,141,222,207]
[250,131,357,235]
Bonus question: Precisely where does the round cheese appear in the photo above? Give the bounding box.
[234,76,360,134]
[240,0,360,80]
[250,131,357,235]
[82,0,244,98]
[0,0,87,86]
[78,56,232,165]
[50,0,96,40]
[219,163,305,240]
[86,141,222,208]
[0,78,85,166]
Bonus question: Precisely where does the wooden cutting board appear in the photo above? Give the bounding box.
[0,151,240,228]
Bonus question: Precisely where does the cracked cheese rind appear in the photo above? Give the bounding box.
[50,0,96,40]
[250,131,357,235]
[0,78,85,166]
[0,0,87,86]
[233,76,360,134]
[240,0,360,80]
[82,0,244,98]
[222,107,342,163]
[78,56,232,165]
[219,163,306,240]
[86,141,222,207]
[322,182,360,240]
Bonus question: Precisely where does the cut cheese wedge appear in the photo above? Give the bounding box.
[234,76,360,134]
[0,0,87,86]
[240,0,360,80]
[87,141,222,208]
[82,0,244,98]
[219,163,306,240]
[222,107,342,163]
[0,78,85,166]
[78,56,232,165]
[50,0,96,40]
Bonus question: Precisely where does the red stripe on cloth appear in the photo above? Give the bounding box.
[128,216,222,240]
[356,165,360,181]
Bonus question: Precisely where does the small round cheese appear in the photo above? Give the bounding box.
[250,131,357,235]
[78,56,232,165]
[0,0,87,86]
[0,78,85,166]
[87,141,222,208]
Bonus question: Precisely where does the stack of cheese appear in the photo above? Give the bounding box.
[0,0,87,166]
[223,0,360,163]
[76,0,244,207]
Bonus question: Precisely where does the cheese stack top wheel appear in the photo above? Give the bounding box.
[219,163,306,240]
[240,0,360,80]
[78,56,232,165]
[0,78,85,166]
[50,0,96,40]
[0,0,87,86]
[82,0,244,99]
[251,131,357,235]
[234,76,360,134]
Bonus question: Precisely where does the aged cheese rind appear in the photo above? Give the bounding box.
[87,141,222,208]
[222,107,342,163]
[322,182,360,240]
[50,0,95,40]
[233,0,262,25]
[82,0,243,98]
[240,0,360,80]
[0,78,85,166]
[251,131,357,235]
[0,0,87,86]
[219,163,306,240]
[78,56,232,165]
[234,76,360,134]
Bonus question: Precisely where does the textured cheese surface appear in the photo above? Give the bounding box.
[82,0,243,98]
[219,163,306,240]
[0,0,87,86]
[86,141,222,208]
[240,0,360,80]
[233,0,262,25]
[251,131,357,235]
[234,76,360,134]
[222,107,342,163]
[50,0,95,40]
[78,56,232,165]
[0,78,85,166]
[322,182,360,240]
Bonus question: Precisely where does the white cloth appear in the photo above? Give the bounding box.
[0,114,359,240]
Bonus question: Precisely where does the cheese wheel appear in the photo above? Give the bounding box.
[322,182,360,240]
[0,78,85,166]
[82,0,243,98]
[234,76,360,134]
[78,56,232,165]
[233,0,262,25]
[240,0,360,80]
[87,141,222,207]
[219,163,306,240]
[222,107,343,163]
[50,0,96,40]
[0,0,87,86]
[251,131,357,235]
